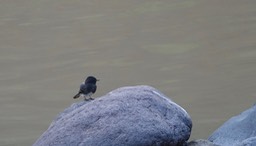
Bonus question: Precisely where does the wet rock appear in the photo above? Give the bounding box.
[33,85,192,146]
[208,104,256,146]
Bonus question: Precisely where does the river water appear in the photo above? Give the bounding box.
[0,0,256,145]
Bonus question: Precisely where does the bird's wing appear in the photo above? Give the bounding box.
[91,85,97,93]
[79,84,97,94]
[79,84,90,94]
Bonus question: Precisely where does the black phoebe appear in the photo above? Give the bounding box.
[73,76,99,100]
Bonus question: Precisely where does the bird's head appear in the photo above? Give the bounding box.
[85,76,99,84]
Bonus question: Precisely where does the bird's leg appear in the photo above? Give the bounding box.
[89,95,94,100]
[83,95,89,101]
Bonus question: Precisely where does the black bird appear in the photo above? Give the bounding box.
[73,76,99,100]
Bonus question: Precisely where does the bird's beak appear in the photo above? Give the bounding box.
[97,79,100,81]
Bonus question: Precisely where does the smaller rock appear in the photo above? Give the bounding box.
[187,139,220,146]
[208,104,256,146]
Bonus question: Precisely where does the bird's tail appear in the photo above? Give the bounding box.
[73,93,80,99]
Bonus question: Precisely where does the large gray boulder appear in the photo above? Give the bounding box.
[33,85,192,146]
[208,104,256,146]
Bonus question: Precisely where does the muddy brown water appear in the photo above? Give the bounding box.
[0,0,256,145]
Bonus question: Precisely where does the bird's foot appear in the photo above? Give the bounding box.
[84,98,94,101]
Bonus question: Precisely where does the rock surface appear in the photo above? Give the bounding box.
[236,137,256,146]
[33,85,192,146]
[208,104,256,146]
[187,139,220,146]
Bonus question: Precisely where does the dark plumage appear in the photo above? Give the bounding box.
[73,76,99,100]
